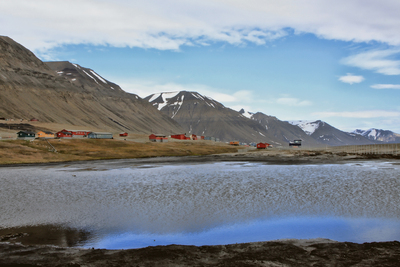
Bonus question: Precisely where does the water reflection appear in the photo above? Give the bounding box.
[0,160,399,248]
[0,225,91,247]
[92,217,400,249]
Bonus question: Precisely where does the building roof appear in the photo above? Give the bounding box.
[150,134,167,137]
[64,129,91,132]
[89,132,113,135]
[38,131,54,134]
[17,131,35,134]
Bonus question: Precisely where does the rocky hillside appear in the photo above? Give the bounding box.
[0,36,182,134]
[145,91,284,144]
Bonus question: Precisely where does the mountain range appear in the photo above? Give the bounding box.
[352,129,400,143]
[145,91,382,146]
[1,35,398,146]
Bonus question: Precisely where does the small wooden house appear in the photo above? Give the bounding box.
[87,132,113,139]
[190,134,197,140]
[119,132,128,137]
[30,118,39,122]
[37,131,55,139]
[17,131,35,140]
[230,141,240,146]
[56,131,73,139]
[58,129,91,138]
[149,134,168,142]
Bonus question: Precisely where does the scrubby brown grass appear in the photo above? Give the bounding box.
[0,139,237,165]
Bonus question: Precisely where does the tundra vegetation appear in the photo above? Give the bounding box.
[0,139,238,165]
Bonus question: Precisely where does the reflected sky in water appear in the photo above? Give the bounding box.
[0,160,399,248]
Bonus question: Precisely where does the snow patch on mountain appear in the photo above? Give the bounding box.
[149,91,180,110]
[289,120,321,135]
[192,92,204,100]
[90,70,107,84]
[82,70,99,84]
[171,95,184,118]
[239,109,254,119]
[352,128,383,140]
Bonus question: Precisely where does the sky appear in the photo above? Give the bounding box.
[1,0,400,133]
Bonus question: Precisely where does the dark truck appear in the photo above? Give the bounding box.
[289,139,302,147]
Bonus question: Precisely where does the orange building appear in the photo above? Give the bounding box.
[36,131,55,139]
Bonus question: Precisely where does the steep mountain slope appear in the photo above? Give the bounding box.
[145,91,283,144]
[45,61,125,94]
[290,120,376,146]
[0,36,182,134]
[352,128,400,143]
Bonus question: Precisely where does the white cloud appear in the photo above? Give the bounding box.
[313,110,400,118]
[371,84,400,89]
[338,73,365,84]
[342,49,400,75]
[276,97,312,107]
[117,79,251,104]
[2,0,400,53]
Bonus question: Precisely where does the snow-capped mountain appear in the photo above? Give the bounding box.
[145,91,283,144]
[145,90,381,146]
[288,120,321,136]
[289,120,376,146]
[352,129,400,143]
[250,113,323,147]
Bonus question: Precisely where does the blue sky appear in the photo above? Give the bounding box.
[1,0,400,133]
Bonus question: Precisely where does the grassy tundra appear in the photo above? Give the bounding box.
[0,139,238,165]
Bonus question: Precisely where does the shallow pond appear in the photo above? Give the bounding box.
[1,160,400,249]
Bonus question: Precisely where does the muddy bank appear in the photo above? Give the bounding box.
[1,239,400,266]
[2,148,400,168]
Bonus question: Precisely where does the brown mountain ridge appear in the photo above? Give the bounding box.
[0,36,183,134]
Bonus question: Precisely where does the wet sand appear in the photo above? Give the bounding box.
[1,151,400,266]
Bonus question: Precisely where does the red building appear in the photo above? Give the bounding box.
[56,131,73,138]
[190,134,197,140]
[149,134,168,142]
[57,129,90,138]
[171,134,188,140]
[257,143,270,149]
[119,132,128,137]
